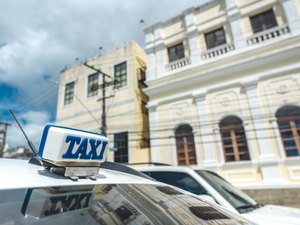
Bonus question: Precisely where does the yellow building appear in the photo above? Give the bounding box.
[56,41,150,164]
[144,0,300,189]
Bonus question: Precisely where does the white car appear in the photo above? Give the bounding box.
[137,165,300,225]
[0,124,255,225]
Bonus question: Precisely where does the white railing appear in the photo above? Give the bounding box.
[201,43,235,60]
[165,58,191,71]
[247,24,290,45]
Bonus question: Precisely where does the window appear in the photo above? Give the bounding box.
[168,43,185,62]
[175,124,197,165]
[114,132,128,163]
[142,171,208,195]
[64,81,75,105]
[87,73,98,97]
[276,106,300,157]
[250,10,277,33]
[205,28,226,49]
[114,62,127,89]
[220,116,250,162]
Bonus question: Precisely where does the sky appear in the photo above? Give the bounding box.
[0,0,207,148]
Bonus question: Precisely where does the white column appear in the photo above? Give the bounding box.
[144,29,156,80]
[148,104,160,162]
[225,0,236,10]
[184,9,201,66]
[270,117,286,159]
[155,43,165,77]
[226,0,247,49]
[244,81,277,161]
[243,122,257,162]
[281,0,300,35]
[244,81,283,184]
[145,47,156,81]
[213,129,224,164]
[195,93,218,167]
[154,26,165,77]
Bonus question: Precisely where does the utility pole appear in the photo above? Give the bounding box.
[0,122,10,158]
[83,62,117,136]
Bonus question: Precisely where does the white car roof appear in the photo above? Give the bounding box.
[0,159,156,190]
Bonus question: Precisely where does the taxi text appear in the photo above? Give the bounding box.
[62,135,108,160]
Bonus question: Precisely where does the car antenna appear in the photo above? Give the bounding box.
[9,110,38,157]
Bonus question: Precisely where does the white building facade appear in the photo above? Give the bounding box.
[144,0,300,188]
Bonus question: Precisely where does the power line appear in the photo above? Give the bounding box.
[63,105,297,137]
[100,132,285,148]
[82,62,118,135]
[56,85,300,129]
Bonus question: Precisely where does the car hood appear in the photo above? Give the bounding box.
[242,204,300,225]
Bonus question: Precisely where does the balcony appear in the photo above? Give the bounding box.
[201,43,235,60]
[165,58,191,71]
[247,24,290,45]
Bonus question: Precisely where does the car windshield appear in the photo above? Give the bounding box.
[0,183,248,225]
[195,170,257,213]
[142,171,209,195]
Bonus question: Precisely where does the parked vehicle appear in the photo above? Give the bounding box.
[0,124,255,225]
[137,165,300,225]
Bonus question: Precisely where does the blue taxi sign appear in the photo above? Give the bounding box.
[37,125,109,177]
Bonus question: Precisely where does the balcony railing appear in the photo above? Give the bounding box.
[165,58,191,71]
[201,43,235,60]
[247,24,290,45]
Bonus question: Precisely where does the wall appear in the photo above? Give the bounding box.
[144,0,300,187]
[56,41,150,164]
[244,188,300,208]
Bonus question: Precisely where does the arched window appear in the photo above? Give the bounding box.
[276,106,300,157]
[175,124,197,165]
[220,116,250,162]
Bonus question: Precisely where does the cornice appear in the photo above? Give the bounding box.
[144,36,300,100]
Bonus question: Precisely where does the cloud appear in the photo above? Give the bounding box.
[6,111,51,148]
[0,0,206,148]
[0,0,204,85]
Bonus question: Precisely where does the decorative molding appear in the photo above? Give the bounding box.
[263,74,300,115]
[165,58,191,71]
[145,47,154,54]
[247,24,290,46]
[282,157,300,165]
[155,42,165,51]
[242,79,258,91]
[144,48,300,100]
[220,96,231,106]
[201,43,235,60]
[186,29,198,39]
[288,167,300,180]
[223,169,257,183]
[193,91,207,102]
[171,100,193,125]
[276,83,289,94]
[147,104,157,113]
[222,161,254,169]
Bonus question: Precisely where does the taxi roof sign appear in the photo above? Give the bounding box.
[37,125,109,178]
